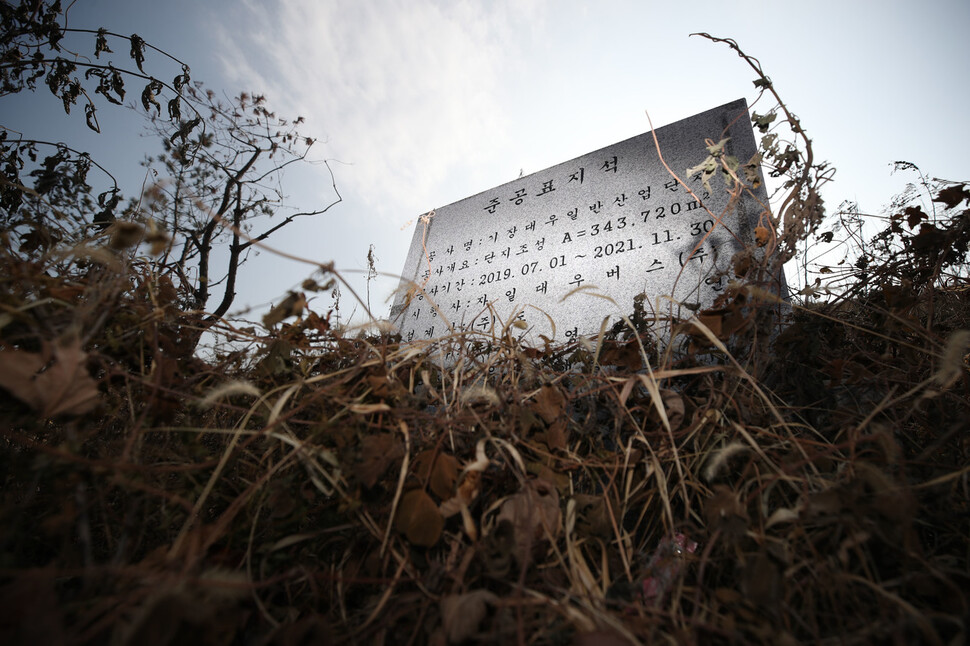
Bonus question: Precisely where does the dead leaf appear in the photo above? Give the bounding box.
[541,417,568,451]
[601,340,643,371]
[262,291,306,327]
[695,313,722,339]
[572,494,612,538]
[932,183,970,209]
[904,205,927,229]
[754,225,770,247]
[0,337,99,417]
[430,454,460,500]
[527,461,569,491]
[742,153,763,188]
[732,248,752,277]
[411,450,435,483]
[704,485,747,538]
[439,590,498,643]
[394,489,444,548]
[412,450,461,500]
[491,478,561,563]
[354,433,404,489]
[532,383,565,423]
[365,373,394,398]
[715,587,742,603]
[108,221,144,249]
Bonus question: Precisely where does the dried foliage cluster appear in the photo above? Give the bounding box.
[1,0,341,356]
[2,13,970,646]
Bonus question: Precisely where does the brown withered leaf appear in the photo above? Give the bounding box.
[527,461,569,491]
[704,485,747,538]
[696,312,722,338]
[532,383,565,424]
[262,291,306,327]
[412,450,460,499]
[365,373,394,398]
[754,225,770,247]
[904,205,927,229]
[932,183,970,209]
[732,248,754,278]
[0,337,99,417]
[573,494,613,539]
[411,450,436,485]
[912,223,946,254]
[108,221,144,249]
[742,153,763,188]
[354,433,404,489]
[601,340,642,370]
[430,453,460,500]
[394,489,444,548]
[304,310,331,334]
[543,417,568,451]
[439,590,498,644]
[492,478,561,562]
[515,404,540,434]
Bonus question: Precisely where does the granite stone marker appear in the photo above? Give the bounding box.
[390,98,770,345]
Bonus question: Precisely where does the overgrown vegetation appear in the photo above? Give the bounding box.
[2,6,968,645]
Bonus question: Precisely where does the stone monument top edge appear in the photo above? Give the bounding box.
[390,97,767,346]
[416,98,752,217]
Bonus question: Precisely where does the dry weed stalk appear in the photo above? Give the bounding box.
[1,35,968,646]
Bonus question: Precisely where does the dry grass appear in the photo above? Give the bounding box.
[1,254,968,644]
[2,33,969,646]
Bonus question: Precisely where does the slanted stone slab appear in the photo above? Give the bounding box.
[390,98,771,345]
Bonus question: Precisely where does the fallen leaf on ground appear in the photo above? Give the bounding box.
[532,383,565,423]
[412,450,460,499]
[440,590,497,643]
[354,433,404,488]
[394,489,444,547]
[491,478,561,563]
[572,494,612,538]
[0,337,99,417]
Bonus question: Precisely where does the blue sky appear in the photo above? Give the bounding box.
[6,0,969,327]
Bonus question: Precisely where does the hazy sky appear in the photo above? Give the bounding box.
[8,0,970,326]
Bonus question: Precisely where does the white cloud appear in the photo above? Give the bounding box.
[215,0,547,220]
